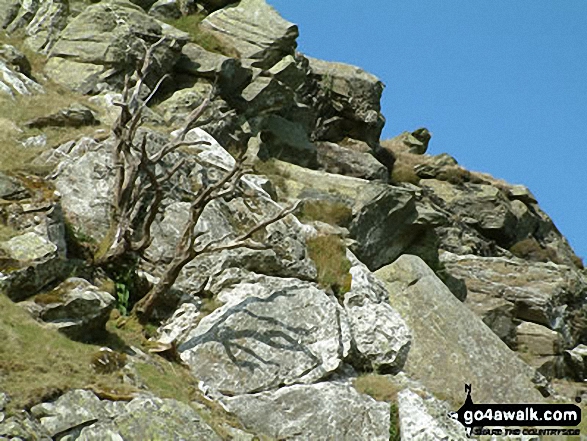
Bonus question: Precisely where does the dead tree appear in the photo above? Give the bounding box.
[97,38,299,322]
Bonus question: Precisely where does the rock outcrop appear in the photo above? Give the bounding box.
[0,0,584,438]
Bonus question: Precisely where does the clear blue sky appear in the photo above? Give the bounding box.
[268,0,587,261]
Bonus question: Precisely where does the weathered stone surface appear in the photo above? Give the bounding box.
[256,115,318,168]
[241,75,294,114]
[564,344,587,381]
[176,43,252,96]
[156,79,214,124]
[422,179,521,247]
[0,58,44,98]
[516,321,564,379]
[24,0,69,53]
[223,382,390,441]
[21,277,115,340]
[309,56,385,145]
[398,389,467,441]
[45,0,187,93]
[0,232,68,301]
[0,171,29,200]
[464,290,517,348]
[201,0,298,69]
[349,184,422,270]
[24,103,99,129]
[384,128,432,155]
[0,43,31,76]
[148,0,181,19]
[266,160,427,270]
[0,0,21,30]
[176,273,349,395]
[442,252,587,346]
[375,255,545,404]
[30,389,221,440]
[316,141,388,181]
[53,139,114,242]
[517,321,563,356]
[0,410,51,440]
[344,251,411,373]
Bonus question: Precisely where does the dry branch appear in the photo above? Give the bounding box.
[95,39,302,322]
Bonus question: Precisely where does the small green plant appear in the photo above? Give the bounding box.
[389,403,401,441]
[113,266,134,316]
[306,234,352,300]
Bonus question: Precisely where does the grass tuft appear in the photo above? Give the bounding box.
[306,234,352,300]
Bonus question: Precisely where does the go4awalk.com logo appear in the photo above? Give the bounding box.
[449,385,582,438]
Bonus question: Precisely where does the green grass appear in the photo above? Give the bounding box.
[0,32,106,175]
[353,374,403,440]
[306,234,352,300]
[0,295,134,414]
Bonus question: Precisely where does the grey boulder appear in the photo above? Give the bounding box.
[45,0,188,93]
[0,231,68,301]
[177,274,351,395]
[223,382,390,441]
[30,389,221,440]
[375,254,545,404]
[21,277,115,340]
[201,0,298,69]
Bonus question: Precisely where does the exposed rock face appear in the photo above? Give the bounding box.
[263,160,433,270]
[309,56,385,145]
[375,254,545,404]
[344,252,411,373]
[0,45,44,97]
[177,274,350,395]
[441,252,587,347]
[45,0,188,93]
[0,232,68,301]
[1,0,68,53]
[397,389,467,441]
[201,0,298,69]
[20,278,115,340]
[28,389,222,440]
[24,103,99,129]
[316,141,388,181]
[1,0,586,438]
[384,127,431,155]
[223,382,391,441]
[420,177,581,267]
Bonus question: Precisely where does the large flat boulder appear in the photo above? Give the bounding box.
[201,0,298,69]
[222,382,390,441]
[176,274,351,395]
[45,0,188,93]
[29,389,222,440]
[375,254,545,404]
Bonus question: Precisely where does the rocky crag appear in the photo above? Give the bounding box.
[0,1,586,440]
